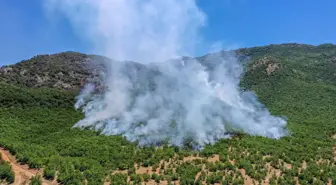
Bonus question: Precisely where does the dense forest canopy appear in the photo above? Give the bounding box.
[0,43,335,184]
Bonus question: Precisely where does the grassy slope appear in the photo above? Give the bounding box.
[0,44,335,184]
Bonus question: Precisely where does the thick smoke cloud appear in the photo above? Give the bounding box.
[46,0,287,148]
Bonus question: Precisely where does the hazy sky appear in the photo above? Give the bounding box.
[0,0,335,65]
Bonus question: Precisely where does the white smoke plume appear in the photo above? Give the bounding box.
[46,0,287,148]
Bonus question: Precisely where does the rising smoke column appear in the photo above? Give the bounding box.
[46,0,288,148]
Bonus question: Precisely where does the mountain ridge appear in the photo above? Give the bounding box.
[1,43,336,92]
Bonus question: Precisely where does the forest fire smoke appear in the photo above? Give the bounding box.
[47,0,288,148]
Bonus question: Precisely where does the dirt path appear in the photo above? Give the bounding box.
[0,148,57,185]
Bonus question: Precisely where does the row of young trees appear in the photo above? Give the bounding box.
[0,154,14,184]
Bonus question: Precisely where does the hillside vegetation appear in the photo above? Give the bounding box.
[0,43,335,185]
[0,153,14,184]
[0,52,107,91]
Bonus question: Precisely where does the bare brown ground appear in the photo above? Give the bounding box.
[229,159,235,165]
[302,161,307,170]
[207,155,220,163]
[103,180,110,185]
[316,158,331,166]
[195,171,202,182]
[239,169,255,185]
[262,155,272,160]
[284,162,292,169]
[262,163,282,185]
[156,161,163,174]
[183,156,202,162]
[136,166,153,175]
[141,180,179,185]
[111,169,128,175]
[0,148,57,185]
[266,63,280,75]
[183,154,220,163]
[327,179,332,185]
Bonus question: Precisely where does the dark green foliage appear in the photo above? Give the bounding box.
[110,173,128,185]
[142,174,150,182]
[130,174,142,184]
[222,176,233,185]
[0,83,75,108]
[206,172,222,184]
[232,177,244,185]
[43,167,56,180]
[30,175,42,185]
[151,173,161,183]
[176,162,201,185]
[0,158,14,184]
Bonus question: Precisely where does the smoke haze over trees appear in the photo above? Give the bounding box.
[45,0,288,148]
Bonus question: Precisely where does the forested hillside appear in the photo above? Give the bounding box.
[0,52,107,91]
[0,43,335,185]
